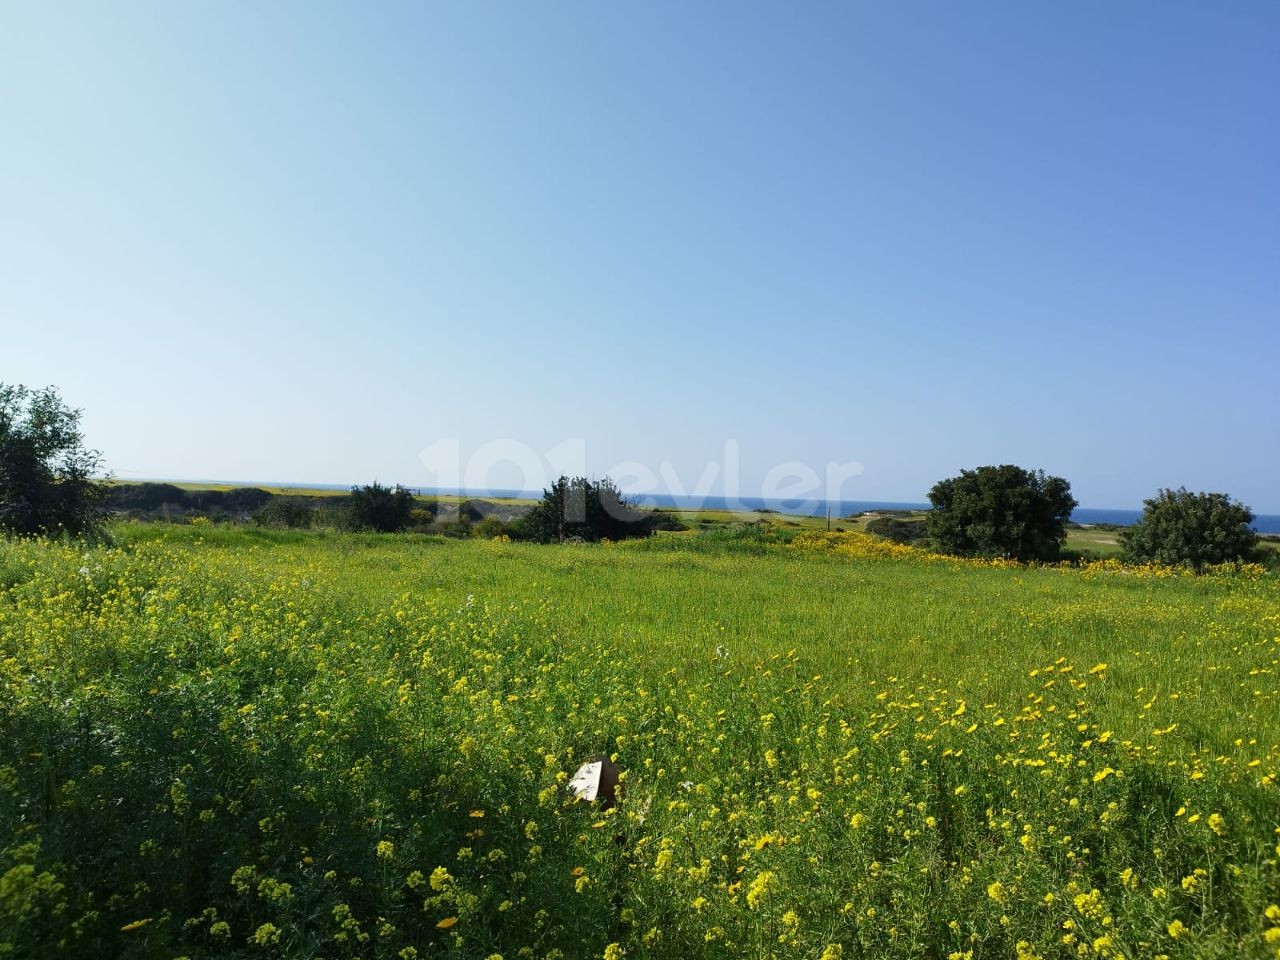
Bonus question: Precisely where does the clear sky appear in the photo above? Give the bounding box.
[3,2,1278,510]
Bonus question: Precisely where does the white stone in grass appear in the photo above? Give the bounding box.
[568,754,620,807]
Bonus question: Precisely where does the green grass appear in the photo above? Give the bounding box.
[1065,526,1126,556]
[2,524,1278,959]
[107,523,1275,754]
[115,483,1229,562]
[665,507,834,532]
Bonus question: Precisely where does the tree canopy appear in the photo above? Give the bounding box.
[347,482,415,532]
[515,476,661,543]
[0,384,107,538]
[1120,488,1261,568]
[926,464,1077,561]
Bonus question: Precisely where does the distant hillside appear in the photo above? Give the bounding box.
[102,482,534,526]
[105,482,274,519]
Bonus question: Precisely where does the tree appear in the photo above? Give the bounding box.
[926,464,1077,561]
[0,384,108,538]
[1120,488,1261,568]
[514,476,660,543]
[347,482,415,532]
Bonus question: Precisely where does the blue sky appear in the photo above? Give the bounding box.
[3,2,1278,510]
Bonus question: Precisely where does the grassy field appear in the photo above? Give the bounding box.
[2,524,1278,958]
[1064,527,1126,557]
[106,482,1258,563]
[665,508,1131,558]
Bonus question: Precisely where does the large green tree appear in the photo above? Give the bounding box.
[515,476,660,543]
[1120,488,1261,568]
[0,384,108,537]
[926,464,1077,561]
[347,481,415,532]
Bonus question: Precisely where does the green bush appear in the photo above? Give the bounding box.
[513,477,661,543]
[0,384,107,538]
[347,482,414,533]
[472,515,512,539]
[253,497,315,529]
[1121,488,1262,568]
[864,516,927,544]
[926,464,1076,561]
[407,506,438,532]
[435,519,474,539]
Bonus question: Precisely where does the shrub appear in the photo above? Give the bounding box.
[435,519,474,539]
[1121,488,1262,569]
[926,464,1077,561]
[473,515,513,539]
[0,384,108,538]
[347,482,415,533]
[865,516,928,544]
[513,476,661,543]
[648,511,688,532]
[404,506,438,534]
[254,497,315,529]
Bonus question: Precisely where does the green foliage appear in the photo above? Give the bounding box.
[407,506,437,532]
[471,515,512,539]
[927,464,1077,561]
[656,520,798,554]
[346,482,414,533]
[647,510,688,533]
[1121,487,1262,568]
[435,519,474,539]
[0,384,107,538]
[253,497,315,529]
[514,476,660,543]
[864,516,928,544]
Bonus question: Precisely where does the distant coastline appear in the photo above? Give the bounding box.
[111,478,1280,535]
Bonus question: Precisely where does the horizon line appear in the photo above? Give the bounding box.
[102,475,1280,518]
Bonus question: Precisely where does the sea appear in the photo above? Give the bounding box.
[628,496,1280,534]
[243,481,1280,535]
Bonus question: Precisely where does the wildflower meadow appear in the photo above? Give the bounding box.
[2,525,1278,958]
